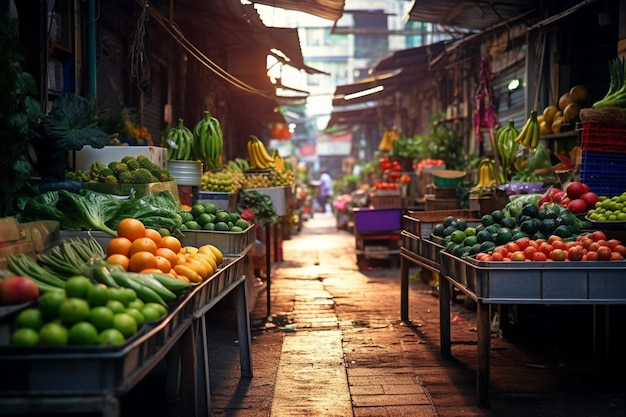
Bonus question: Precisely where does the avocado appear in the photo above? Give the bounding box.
[481,214,495,227]
[500,216,516,229]
[540,218,558,236]
[433,223,446,237]
[553,225,573,239]
[491,210,505,224]
[477,230,494,244]
[521,203,539,218]
[495,227,513,245]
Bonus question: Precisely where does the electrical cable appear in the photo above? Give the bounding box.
[137,0,275,99]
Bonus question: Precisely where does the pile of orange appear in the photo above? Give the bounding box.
[106,218,222,283]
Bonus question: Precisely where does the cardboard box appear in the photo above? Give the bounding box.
[70,145,168,171]
[0,217,20,244]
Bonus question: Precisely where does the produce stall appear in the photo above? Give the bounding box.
[0,254,251,416]
[400,201,626,407]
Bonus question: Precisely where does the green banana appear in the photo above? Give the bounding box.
[495,119,519,180]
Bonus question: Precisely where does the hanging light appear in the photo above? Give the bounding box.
[508,78,522,91]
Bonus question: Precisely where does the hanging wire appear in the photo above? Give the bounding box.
[130,3,151,91]
[137,0,275,99]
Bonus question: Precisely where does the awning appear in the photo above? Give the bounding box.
[251,0,346,22]
[405,0,532,30]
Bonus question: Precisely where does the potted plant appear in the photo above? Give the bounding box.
[389,135,422,171]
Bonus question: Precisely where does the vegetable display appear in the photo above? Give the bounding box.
[593,57,626,109]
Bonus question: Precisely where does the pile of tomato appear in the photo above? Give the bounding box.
[474,230,626,262]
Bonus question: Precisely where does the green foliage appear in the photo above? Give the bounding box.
[237,190,277,228]
[0,18,43,216]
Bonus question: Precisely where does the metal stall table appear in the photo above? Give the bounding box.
[438,251,626,407]
[0,255,252,417]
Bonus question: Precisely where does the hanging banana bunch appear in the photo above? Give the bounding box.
[478,158,505,186]
[514,110,540,151]
[495,119,520,180]
[193,111,223,170]
[165,119,194,160]
[247,135,274,170]
[378,128,399,152]
[470,160,497,192]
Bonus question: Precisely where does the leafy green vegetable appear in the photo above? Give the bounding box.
[37,93,109,151]
[56,189,120,236]
[237,189,277,228]
[110,191,183,235]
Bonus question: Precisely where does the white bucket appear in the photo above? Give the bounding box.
[167,160,202,186]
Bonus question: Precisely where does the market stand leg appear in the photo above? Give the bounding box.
[476,300,491,407]
[400,252,410,322]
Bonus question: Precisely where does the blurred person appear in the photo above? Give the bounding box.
[318,170,332,213]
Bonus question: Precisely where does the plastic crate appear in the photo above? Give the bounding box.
[403,209,480,239]
[179,224,255,256]
[196,191,238,211]
[580,151,626,196]
[370,195,402,208]
[581,120,626,153]
[353,208,402,233]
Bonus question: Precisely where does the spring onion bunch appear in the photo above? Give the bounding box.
[593,57,626,109]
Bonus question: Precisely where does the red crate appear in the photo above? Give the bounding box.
[581,120,626,153]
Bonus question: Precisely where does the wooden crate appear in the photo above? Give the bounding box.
[370,195,403,208]
[424,197,458,211]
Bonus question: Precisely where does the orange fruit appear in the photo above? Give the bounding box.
[129,237,158,256]
[144,228,163,248]
[107,237,133,257]
[140,268,164,274]
[106,254,130,271]
[161,235,182,254]
[117,218,146,242]
[128,251,157,272]
[156,247,178,269]
[155,256,172,273]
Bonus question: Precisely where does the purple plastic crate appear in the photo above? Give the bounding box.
[353,208,402,233]
[580,151,626,196]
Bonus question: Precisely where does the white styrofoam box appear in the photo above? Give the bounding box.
[253,186,287,216]
[70,146,168,172]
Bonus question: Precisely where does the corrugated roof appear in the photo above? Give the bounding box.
[251,0,346,22]
[405,0,533,30]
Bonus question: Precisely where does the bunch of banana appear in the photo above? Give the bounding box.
[273,149,285,171]
[165,119,195,160]
[247,135,274,170]
[495,119,520,180]
[470,160,496,192]
[194,111,224,169]
[378,128,399,151]
[514,110,540,151]
[479,158,505,186]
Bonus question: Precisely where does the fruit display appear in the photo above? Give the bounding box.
[200,168,245,193]
[494,120,520,180]
[178,202,251,232]
[474,230,625,262]
[538,181,599,215]
[432,201,587,259]
[247,135,275,170]
[377,128,400,152]
[164,118,195,161]
[586,191,626,222]
[538,84,590,134]
[193,110,224,170]
[514,110,540,150]
[2,215,242,347]
[241,167,295,189]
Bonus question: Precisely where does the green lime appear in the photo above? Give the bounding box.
[229,226,243,232]
[38,290,67,319]
[141,305,165,323]
[16,308,44,330]
[11,328,40,346]
[184,220,201,230]
[68,321,99,346]
[98,328,126,346]
[119,287,137,305]
[157,228,171,237]
[196,213,212,226]
[86,283,109,307]
[464,227,476,236]
[38,322,69,346]
[125,308,145,329]
[228,212,241,222]
[127,298,145,310]
[202,222,216,231]
[64,275,93,299]
[235,219,250,229]
[215,211,231,223]
[215,222,229,231]
[106,299,126,314]
[59,298,91,325]
[179,211,194,223]
[107,287,129,306]
[450,230,466,244]
[88,306,115,331]
[112,313,138,339]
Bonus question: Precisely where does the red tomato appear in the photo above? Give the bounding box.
[511,251,526,261]
[567,246,583,261]
[548,235,563,244]
[591,230,607,242]
[597,246,612,261]
[610,252,624,261]
[586,251,599,261]
[613,245,626,257]
[550,249,567,261]
[532,251,548,262]
[491,252,504,262]
[551,240,567,250]
[524,246,538,258]
[607,239,622,250]
[515,237,530,250]
[506,242,521,253]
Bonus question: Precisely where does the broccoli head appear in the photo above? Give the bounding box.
[138,156,159,171]
[118,171,132,184]
[112,163,128,176]
[107,161,119,171]
[103,175,118,184]
[121,155,137,165]
[157,169,174,182]
[126,159,140,171]
[130,168,158,184]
